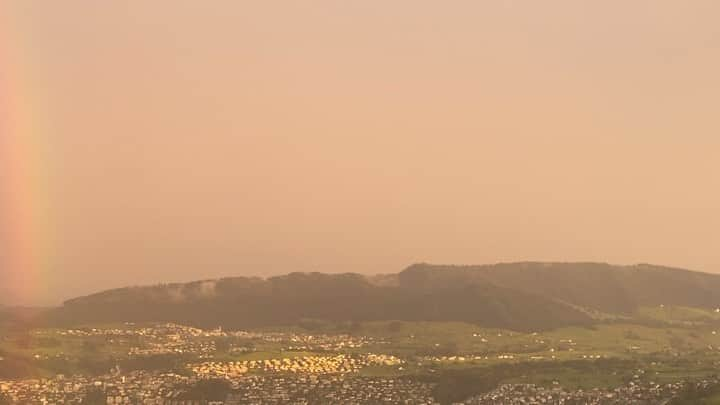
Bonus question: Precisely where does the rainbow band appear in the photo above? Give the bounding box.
[1,7,53,306]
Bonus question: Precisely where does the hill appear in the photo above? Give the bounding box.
[46,262,720,331]
[50,271,589,331]
[400,262,720,314]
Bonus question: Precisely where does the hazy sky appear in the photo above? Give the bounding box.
[2,1,720,305]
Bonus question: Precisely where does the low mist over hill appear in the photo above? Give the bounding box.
[47,262,720,331]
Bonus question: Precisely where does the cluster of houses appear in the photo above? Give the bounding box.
[283,334,381,352]
[0,371,195,404]
[53,324,220,358]
[190,353,403,377]
[419,353,609,365]
[2,370,713,404]
[464,380,687,404]
[224,375,436,404]
[49,324,383,360]
[0,371,434,404]
[3,359,720,404]
[465,369,693,405]
[54,324,207,339]
[128,340,216,358]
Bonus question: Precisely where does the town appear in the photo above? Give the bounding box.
[0,366,711,404]
[2,323,720,404]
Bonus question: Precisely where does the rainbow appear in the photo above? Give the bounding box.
[1,9,54,306]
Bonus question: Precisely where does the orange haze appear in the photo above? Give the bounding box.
[2,1,720,305]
